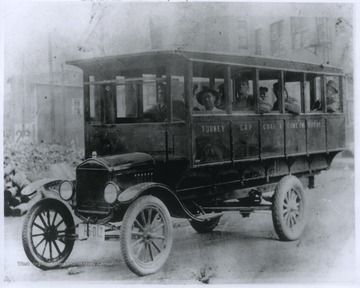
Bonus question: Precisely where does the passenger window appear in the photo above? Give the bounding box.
[325,76,341,113]
[233,72,254,112]
[116,76,138,118]
[89,76,100,121]
[308,75,323,113]
[306,74,341,113]
[258,69,279,113]
[192,63,226,114]
[143,78,167,122]
[192,77,210,113]
[142,73,186,122]
[171,75,186,121]
[283,72,302,114]
[215,80,225,111]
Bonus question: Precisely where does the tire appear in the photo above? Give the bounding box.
[189,217,220,233]
[272,175,307,241]
[22,198,75,270]
[120,196,173,276]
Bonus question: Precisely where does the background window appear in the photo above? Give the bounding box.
[72,98,83,116]
[316,18,331,44]
[255,28,262,55]
[238,20,248,49]
[270,20,285,56]
[291,17,310,50]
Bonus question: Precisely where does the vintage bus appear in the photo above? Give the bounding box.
[22,50,346,276]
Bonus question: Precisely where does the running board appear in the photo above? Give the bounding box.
[202,205,271,213]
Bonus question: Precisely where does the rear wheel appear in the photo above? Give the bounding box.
[189,217,220,233]
[22,199,75,270]
[272,175,307,241]
[120,196,173,276]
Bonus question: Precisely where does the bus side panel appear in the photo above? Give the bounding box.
[167,124,189,159]
[285,119,306,155]
[260,119,284,158]
[192,118,230,165]
[232,120,259,160]
[307,118,326,153]
[85,123,188,158]
[327,116,346,150]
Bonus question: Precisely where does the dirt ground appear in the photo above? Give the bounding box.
[3,155,357,285]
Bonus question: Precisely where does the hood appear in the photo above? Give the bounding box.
[77,152,155,172]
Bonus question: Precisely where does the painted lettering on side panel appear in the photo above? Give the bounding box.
[238,123,253,131]
[307,120,322,129]
[262,122,283,130]
[201,125,225,133]
[286,122,306,129]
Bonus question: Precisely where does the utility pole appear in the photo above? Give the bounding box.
[61,64,66,145]
[22,55,26,127]
[48,33,55,143]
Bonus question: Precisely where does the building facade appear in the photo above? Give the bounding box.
[6,3,352,146]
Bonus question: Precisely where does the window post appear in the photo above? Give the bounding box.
[224,66,232,114]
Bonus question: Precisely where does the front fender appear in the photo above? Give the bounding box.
[21,178,63,197]
[118,182,200,220]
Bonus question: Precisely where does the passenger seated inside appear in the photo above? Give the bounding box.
[216,83,225,110]
[192,84,204,111]
[233,77,254,111]
[258,86,273,113]
[311,80,340,113]
[143,83,167,122]
[196,88,222,113]
[272,82,300,115]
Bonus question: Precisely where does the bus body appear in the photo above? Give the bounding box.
[22,50,345,276]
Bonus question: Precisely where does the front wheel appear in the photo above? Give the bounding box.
[272,175,307,241]
[22,199,75,270]
[120,196,173,276]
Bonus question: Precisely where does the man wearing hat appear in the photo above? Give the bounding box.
[325,80,340,112]
[258,86,273,113]
[311,80,340,112]
[196,88,222,112]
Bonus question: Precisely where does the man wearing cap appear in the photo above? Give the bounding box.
[311,80,340,113]
[272,82,300,115]
[233,78,254,111]
[196,88,222,112]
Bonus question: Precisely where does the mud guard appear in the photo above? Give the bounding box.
[21,178,64,199]
[117,182,222,222]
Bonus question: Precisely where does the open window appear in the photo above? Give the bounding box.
[87,67,187,124]
[256,69,303,115]
[306,74,341,113]
[232,68,254,113]
[325,75,341,113]
[258,69,281,113]
[192,62,227,114]
[283,71,303,114]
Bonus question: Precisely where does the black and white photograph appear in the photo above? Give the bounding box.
[2,1,358,286]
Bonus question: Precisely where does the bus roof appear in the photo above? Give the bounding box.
[67,50,343,76]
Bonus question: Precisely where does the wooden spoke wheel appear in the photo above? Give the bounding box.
[120,196,173,276]
[22,199,75,269]
[272,175,307,241]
